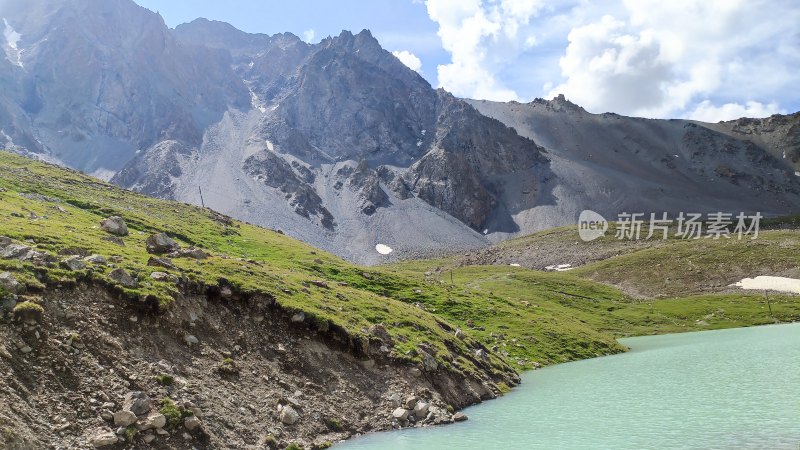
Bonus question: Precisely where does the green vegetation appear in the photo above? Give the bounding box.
[159,397,191,429]
[124,425,137,441]
[155,374,175,386]
[286,444,303,450]
[322,417,343,432]
[1,150,798,378]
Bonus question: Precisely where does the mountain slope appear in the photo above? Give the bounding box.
[1,0,799,264]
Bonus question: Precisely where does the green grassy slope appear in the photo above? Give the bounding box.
[0,152,516,381]
[2,151,798,377]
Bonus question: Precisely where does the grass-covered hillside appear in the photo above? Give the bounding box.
[2,150,798,375]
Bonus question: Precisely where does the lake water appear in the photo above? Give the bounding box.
[339,323,800,449]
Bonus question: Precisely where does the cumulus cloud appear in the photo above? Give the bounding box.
[688,100,784,122]
[423,0,798,120]
[424,0,547,101]
[547,0,800,120]
[302,28,315,43]
[392,50,423,73]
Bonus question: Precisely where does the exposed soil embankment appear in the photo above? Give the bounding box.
[0,280,517,449]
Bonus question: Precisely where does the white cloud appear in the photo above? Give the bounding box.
[547,0,800,118]
[302,28,315,43]
[688,100,784,122]
[392,50,423,73]
[424,0,547,101]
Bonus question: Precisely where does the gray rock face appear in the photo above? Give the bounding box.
[0,272,22,294]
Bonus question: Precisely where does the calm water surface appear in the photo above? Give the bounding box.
[339,323,800,449]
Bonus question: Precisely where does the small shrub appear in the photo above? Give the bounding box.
[124,425,137,441]
[285,444,303,450]
[263,434,278,449]
[155,374,174,386]
[159,397,183,429]
[446,404,454,414]
[323,417,343,431]
[315,442,333,449]
[217,358,239,376]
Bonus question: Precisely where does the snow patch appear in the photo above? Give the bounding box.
[733,276,800,295]
[248,88,267,113]
[375,244,393,255]
[416,140,423,147]
[795,171,800,177]
[266,140,274,152]
[545,264,573,272]
[509,263,521,267]
[3,18,23,67]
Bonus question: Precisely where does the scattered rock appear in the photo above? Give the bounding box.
[291,312,305,323]
[0,236,12,246]
[184,415,202,431]
[142,433,156,444]
[123,392,152,416]
[147,257,178,270]
[85,254,107,265]
[1,244,31,260]
[101,236,125,247]
[279,405,300,425]
[146,233,179,254]
[368,323,393,346]
[109,268,137,288]
[452,412,468,422]
[113,410,138,427]
[0,271,22,294]
[420,350,438,372]
[413,402,429,418]
[171,247,209,259]
[100,216,129,236]
[150,272,171,281]
[90,430,119,447]
[185,335,200,345]
[310,280,329,289]
[455,329,465,340]
[61,256,87,271]
[392,408,410,421]
[135,412,167,431]
[475,349,489,360]
[403,395,418,409]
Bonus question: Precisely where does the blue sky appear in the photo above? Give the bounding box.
[135,0,800,121]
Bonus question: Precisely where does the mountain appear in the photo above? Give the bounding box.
[1,0,799,264]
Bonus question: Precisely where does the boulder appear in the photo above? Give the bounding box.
[420,351,438,372]
[453,412,468,422]
[113,410,138,427]
[184,415,201,431]
[0,236,12,246]
[85,255,107,265]
[100,216,128,236]
[184,335,199,345]
[1,244,30,260]
[403,395,418,409]
[90,430,119,448]
[150,272,171,282]
[147,257,178,270]
[279,405,300,425]
[392,408,410,421]
[413,402,429,418]
[109,268,137,288]
[455,329,465,339]
[368,323,394,346]
[135,412,167,431]
[122,391,152,416]
[475,349,489,361]
[171,247,209,259]
[61,256,86,271]
[0,272,22,294]
[146,233,179,254]
[291,312,305,323]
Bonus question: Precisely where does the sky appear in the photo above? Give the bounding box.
[135,0,800,122]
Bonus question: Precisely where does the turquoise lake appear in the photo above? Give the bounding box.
[338,323,800,449]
